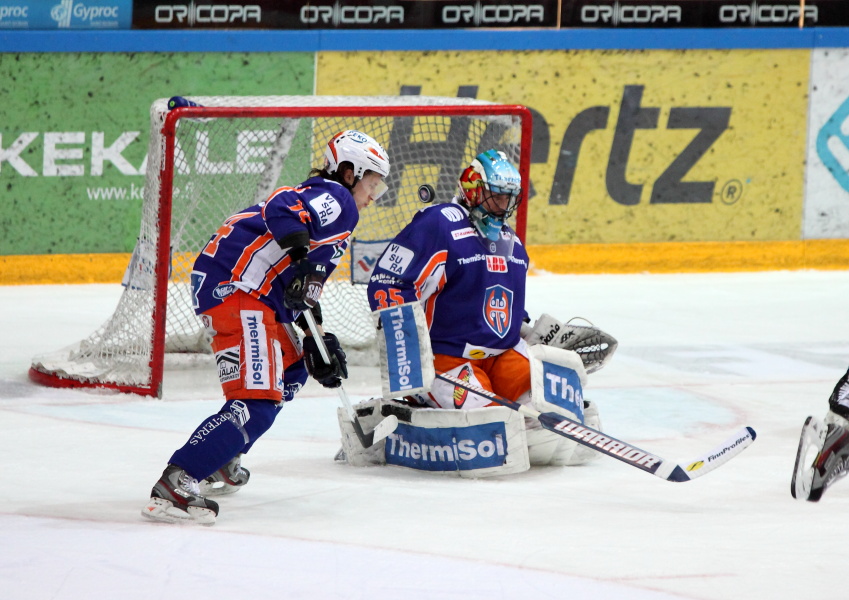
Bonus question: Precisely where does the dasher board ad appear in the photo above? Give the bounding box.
[0,52,314,256]
[317,49,808,244]
[804,48,849,240]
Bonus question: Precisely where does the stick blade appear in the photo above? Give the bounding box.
[373,415,399,444]
[673,426,757,481]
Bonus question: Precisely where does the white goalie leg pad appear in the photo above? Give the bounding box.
[337,398,389,467]
[526,345,601,466]
[384,406,529,478]
[372,303,435,399]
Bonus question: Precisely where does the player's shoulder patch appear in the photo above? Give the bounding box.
[308,192,343,227]
[438,205,467,223]
[377,242,415,276]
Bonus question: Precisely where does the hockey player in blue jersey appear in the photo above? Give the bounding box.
[143,130,390,525]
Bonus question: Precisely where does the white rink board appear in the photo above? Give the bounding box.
[804,47,849,239]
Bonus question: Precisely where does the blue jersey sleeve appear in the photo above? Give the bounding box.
[367,206,451,310]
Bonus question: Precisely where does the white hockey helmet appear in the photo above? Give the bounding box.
[323,130,390,179]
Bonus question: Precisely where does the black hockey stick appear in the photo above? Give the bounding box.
[435,372,756,482]
[302,309,398,448]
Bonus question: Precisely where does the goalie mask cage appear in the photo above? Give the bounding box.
[29,96,532,398]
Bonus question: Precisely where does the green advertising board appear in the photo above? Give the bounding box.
[0,52,314,255]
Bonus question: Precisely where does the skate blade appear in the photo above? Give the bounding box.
[791,416,826,500]
[141,497,216,526]
[198,481,241,496]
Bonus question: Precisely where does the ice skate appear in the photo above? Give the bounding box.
[142,464,219,525]
[199,454,250,496]
[792,417,849,502]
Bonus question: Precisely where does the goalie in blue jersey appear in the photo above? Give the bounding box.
[361,150,613,473]
[142,130,390,525]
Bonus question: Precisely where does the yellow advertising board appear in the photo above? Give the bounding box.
[317,49,809,245]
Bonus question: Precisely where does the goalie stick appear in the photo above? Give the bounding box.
[302,309,398,448]
[435,372,756,482]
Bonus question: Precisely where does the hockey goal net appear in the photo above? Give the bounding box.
[29,96,532,397]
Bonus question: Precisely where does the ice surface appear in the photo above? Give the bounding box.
[2,270,848,600]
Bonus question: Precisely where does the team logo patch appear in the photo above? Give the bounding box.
[377,243,414,276]
[482,284,513,338]
[309,193,342,227]
[453,364,473,409]
[215,346,240,383]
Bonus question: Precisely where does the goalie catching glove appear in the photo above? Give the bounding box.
[303,333,348,388]
[521,314,618,374]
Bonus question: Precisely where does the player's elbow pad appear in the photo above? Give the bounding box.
[277,230,310,254]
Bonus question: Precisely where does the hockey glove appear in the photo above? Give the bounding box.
[303,333,348,388]
[284,258,327,312]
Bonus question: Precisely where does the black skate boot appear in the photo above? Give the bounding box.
[199,454,251,496]
[792,417,849,502]
[142,464,219,525]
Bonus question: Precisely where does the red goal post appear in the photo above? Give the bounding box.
[29,96,533,398]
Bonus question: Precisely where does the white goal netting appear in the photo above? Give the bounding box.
[30,96,531,397]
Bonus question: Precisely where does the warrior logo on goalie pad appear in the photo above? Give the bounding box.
[483,284,513,338]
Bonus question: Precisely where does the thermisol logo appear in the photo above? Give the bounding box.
[385,422,508,471]
[542,361,585,423]
[379,304,424,394]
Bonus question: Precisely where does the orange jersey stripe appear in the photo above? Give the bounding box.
[232,233,275,280]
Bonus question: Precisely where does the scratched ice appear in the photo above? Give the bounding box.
[2,269,847,600]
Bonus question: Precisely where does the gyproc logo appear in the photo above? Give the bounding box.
[551,85,731,206]
[0,5,28,24]
[51,0,120,27]
[816,96,849,194]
